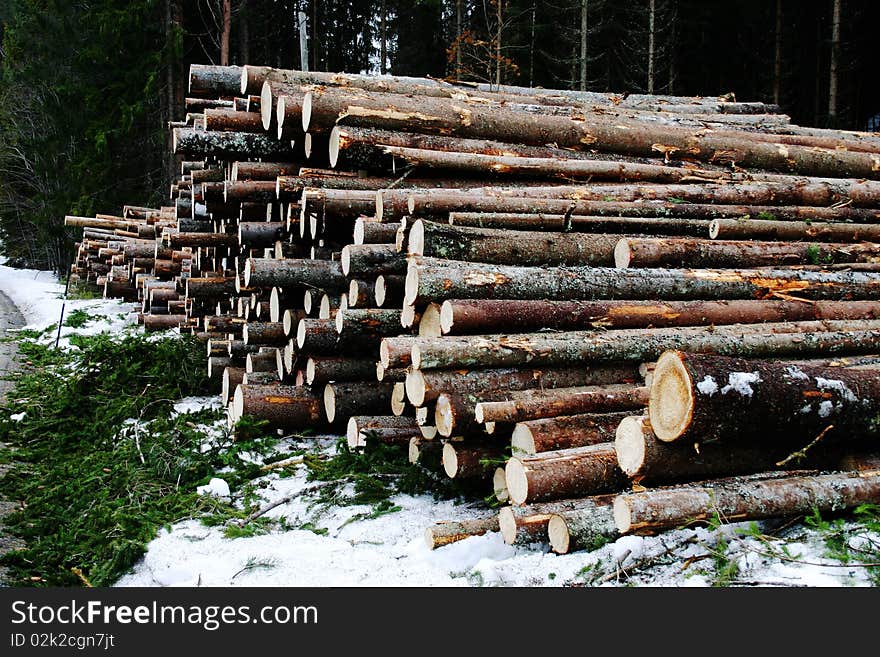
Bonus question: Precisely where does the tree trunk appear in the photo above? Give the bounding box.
[773,0,783,106]
[323,381,397,425]
[334,308,404,342]
[614,470,880,534]
[647,350,880,446]
[448,213,710,236]
[615,237,880,269]
[404,257,880,306]
[709,217,880,242]
[172,127,296,158]
[380,0,387,75]
[220,0,232,66]
[340,243,407,276]
[513,411,632,455]
[438,298,880,335]
[647,0,656,94]
[580,0,588,91]
[187,64,243,97]
[244,257,345,290]
[505,443,627,505]
[474,385,649,424]
[828,0,841,124]
[407,320,880,371]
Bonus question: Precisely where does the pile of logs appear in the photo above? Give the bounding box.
[68,63,880,556]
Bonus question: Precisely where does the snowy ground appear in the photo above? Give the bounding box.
[0,262,877,588]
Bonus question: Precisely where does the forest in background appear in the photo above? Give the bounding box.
[0,0,878,272]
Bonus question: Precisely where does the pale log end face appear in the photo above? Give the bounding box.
[498,507,517,545]
[435,395,454,437]
[613,238,632,269]
[305,358,317,385]
[442,442,458,478]
[401,304,416,328]
[390,382,406,416]
[408,219,425,256]
[419,425,437,439]
[282,309,294,337]
[296,319,308,350]
[708,218,721,239]
[232,385,245,425]
[301,92,313,133]
[403,264,420,307]
[323,384,337,423]
[613,496,633,534]
[276,349,285,381]
[346,417,360,450]
[614,415,648,477]
[375,190,385,222]
[405,369,426,407]
[374,275,386,306]
[334,306,345,333]
[260,81,274,131]
[439,300,454,334]
[328,126,341,168]
[505,458,529,506]
[408,437,421,464]
[245,353,255,374]
[493,467,510,503]
[419,303,442,337]
[221,368,232,405]
[511,424,536,456]
[410,343,422,369]
[648,350,694,443]
[304,132,313,159]
[547,515,570,554]
[340,245,352,276]
[424,527,437,550]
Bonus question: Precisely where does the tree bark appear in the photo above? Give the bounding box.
[405,364,638,407]
[547,496,618,553]
[408,220,621,267]
[340,243,407,276]
[438,298,880,335]
[305,356,378,385]
[220,0,232,66]
[323,382,396,425]
[407,320,880,371]
[346,415,421,449]
[442,442,503,479]
[172,127,296,158]
[474,385,649,424]
[513,411,632,455]
[614,470,880,534]
[188,64,243,97]
[404,257,880,306]
[498,497,613,546]
[615,237,880,268]
[204,109,262,132]
[242,321,286,347]
[709,217,880,242]
[231,161,300,181]
[505,443,627,505]
[231,383,325,429]
[647,350,880,446]
[449,212,711,236]
[828,0,841,124]
[244,257,345,290]
[424,517,500,549]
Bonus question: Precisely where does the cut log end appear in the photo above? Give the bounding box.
[346,417,361,449]
[243,258,254,288]
[403,265,419,306]
[708,219,721,239]
[441,442,459,478]
[505,458,529,506]
[329,126,341,168]
[510,424,536,456]
[391,382,407,416]
[405,369,427,407]
[323,384,337,424]
[411,343,423,370]
[408,219,425,256]
[493,467,510,503]
[296,319,307,350]
[419,303,442,338]
[335,307,345,333]
[260,81,273,131]
[613,496,633,534]
[498,507,518,545]
[282,309,296,337]
[547,515,571,554]
[340,245,352,276]
[614,415,650,476]
[304,133,313,159]
[301,91,313,133]
[613,238,633,269]
[231,385,245,426]
[435,394,455,437]
[648,350,694,443]
[439,300,454,334]
[374,275,387,306]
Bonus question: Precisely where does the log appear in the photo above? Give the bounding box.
[242,322,287,347]
[186,277,237,300]
[499,496,615,547]
[405,364,638,407]
[442,442,503,479]
[615,237,880,269]
[475,385,650,425]
[408,220,621,267]
[404,257,880,306]
[613,470,880,534]
[167,232,239,249]
[204,315,247,335]
[408,320,880,371]
[305,356,378,385]
[547,497,618,554]
[296,318,340,354]
[225,181,278,203]
[512,412,632,456]
[172,128,296,158]
[505,444,627,505]
[493,468,509,503]
[335,308,403,342]
[354,218,400,245]
[346,415,422,449]
[239,222,284,248]
[323,382,396,425]
[230,383,325,429]
[244,258,345,290]
[189,64,243,97]
[424,517,500,550]
[374,274,405,308]
[347,279,373,308]
[222,367,246,405]
[449,212,711,237]
[143,314,186,332]
[437,298,880,335]
[231,161,300,181]
[203,109,263,132]
[708,217,880,242]
[340,243,407,276]
[647,350,880,446]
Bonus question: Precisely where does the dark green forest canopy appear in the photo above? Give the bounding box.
[1,0,878,271]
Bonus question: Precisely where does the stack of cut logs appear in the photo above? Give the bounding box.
[67,64,880,555]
